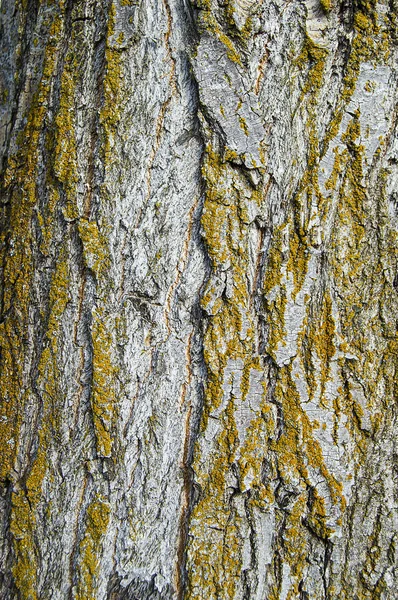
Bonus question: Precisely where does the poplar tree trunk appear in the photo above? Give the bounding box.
[1,0,398,598]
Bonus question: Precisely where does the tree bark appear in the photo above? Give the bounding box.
[1,0,397,598]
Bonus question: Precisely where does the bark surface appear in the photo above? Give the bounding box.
[1,0,398,599]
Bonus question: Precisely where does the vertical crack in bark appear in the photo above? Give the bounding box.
[135,96,173,229]
[66,472,89,598]
[164,196,200,334]
[134,0,178,230]
[162,0,178,94]
[172,8,208,595]
[75,0,112,465]
[175,404,193,600]
[253,47,269,96]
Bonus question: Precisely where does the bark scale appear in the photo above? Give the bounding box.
[0,0,397,599]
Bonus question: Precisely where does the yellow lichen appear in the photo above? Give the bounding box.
[75,497,111,600]
[91,310,118,457]
[100,1,123,164]
[193,0,255,65]
[186,135,268,597]
[53,48,79,220]
[0,14,63,486]
[78,219,110,279]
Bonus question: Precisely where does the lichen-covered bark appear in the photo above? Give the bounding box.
[0,0,397,599]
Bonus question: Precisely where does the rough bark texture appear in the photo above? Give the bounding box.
[1,0,398,598]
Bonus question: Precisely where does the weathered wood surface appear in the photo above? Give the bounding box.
[1,0,397,598]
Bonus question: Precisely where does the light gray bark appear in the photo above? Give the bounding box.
[0,0,397,599]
